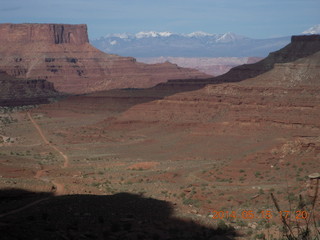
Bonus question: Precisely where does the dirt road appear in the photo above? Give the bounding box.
[27,112,69,168]
[0,113,69,219]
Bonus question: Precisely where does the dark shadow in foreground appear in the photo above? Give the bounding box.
[0,189,237,240]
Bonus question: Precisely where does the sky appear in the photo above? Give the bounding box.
[0,0,319,39]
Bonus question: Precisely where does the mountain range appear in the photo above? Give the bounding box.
[91,31,290,58]
[90,25,320,58]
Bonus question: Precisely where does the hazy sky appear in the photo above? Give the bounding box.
[0,0,319,39]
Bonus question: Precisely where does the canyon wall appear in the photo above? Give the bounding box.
[0,71,58,106]
[0,23,89,45]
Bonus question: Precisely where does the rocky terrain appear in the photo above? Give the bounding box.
[0,71,59,106]
[0,23,210,94]
[138,57,263,76]
[0,33,319,239]
[107,38,320,237]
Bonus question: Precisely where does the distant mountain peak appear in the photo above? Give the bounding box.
[104,31,242,39]
[302,24,320,34]
[106,33,130,39]
[216,32,246,42]
[135,31,173,38]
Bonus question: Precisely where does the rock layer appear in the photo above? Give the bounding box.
[0,23,210,94]
[0,23,89,45]
[0,71,58,106]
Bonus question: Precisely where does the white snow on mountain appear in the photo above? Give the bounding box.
[91,30,291,58]
[216,32,245,43]
[135,31,173,38]
[110,40,117,45]
[302,24,320,34]
[102,31,246,41]
[105,33,130,39]
[184,31,215,37]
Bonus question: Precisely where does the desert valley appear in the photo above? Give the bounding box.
[0,23,319,240]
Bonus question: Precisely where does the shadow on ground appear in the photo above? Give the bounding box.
[53,84,206,114]
[0,188,237,240]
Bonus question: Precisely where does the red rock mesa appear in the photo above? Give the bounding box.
[0,23,210,94]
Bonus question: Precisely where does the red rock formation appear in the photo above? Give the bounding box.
[0,23,210,94]
[0,23,89,45]
[242,51,320,88]
[0,71,58,106]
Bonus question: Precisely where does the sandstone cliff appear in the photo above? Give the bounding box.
[0,23,210,94]
[0,71,58,106]
[242,50,320,88]
[0,23,89,45]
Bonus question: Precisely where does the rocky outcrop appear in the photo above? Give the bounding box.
[0,23,89,45]
[292,35,320,42]
[0,71,59,106]
[242,51,320,88]
[0,23,210,94]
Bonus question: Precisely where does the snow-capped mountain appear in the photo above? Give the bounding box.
[135,31,173,38]
[90,31,291,58]
[102,31,245,41]
[302,24,320,34]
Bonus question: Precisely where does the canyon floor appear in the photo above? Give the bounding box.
[0,85,319,239]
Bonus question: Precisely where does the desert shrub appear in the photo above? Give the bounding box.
[254,232,266,239]
[255,171,261,178]
[216,220,235,233]
[270,179,320,240]
[236,219,247,227]
[182,198,200,207]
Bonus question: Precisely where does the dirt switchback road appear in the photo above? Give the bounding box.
[27,112,69,168]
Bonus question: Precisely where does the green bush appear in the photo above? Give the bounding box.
[254,233,265,239]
